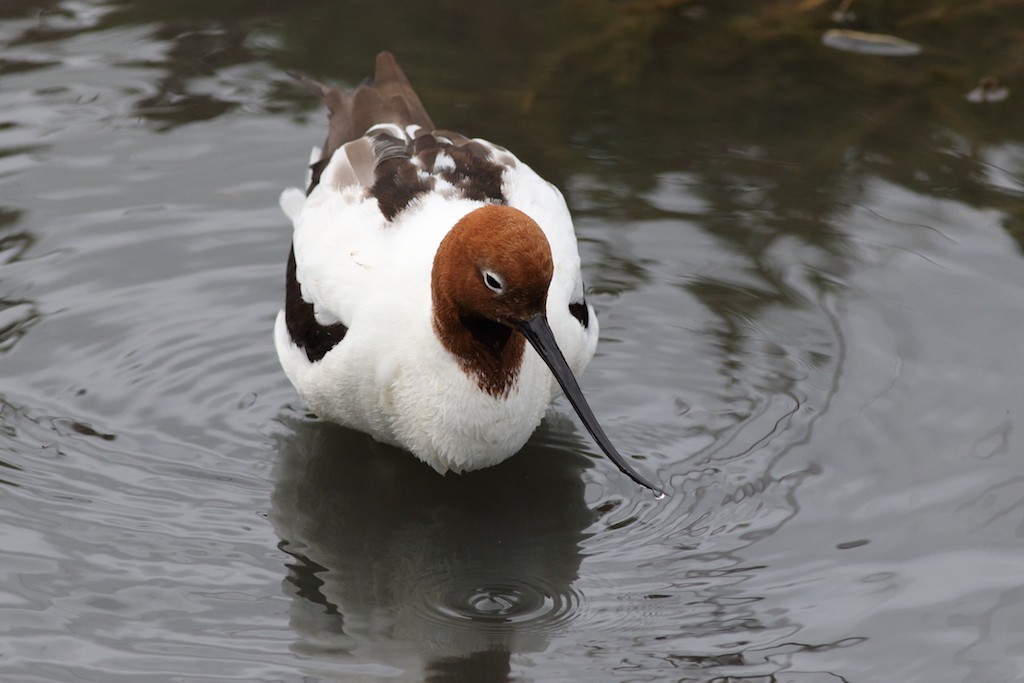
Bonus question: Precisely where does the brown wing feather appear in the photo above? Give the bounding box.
[291,51,435,178]
[361,51,434,133]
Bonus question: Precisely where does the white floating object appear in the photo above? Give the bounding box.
[967,77,1009,103]
[822,28,922,56]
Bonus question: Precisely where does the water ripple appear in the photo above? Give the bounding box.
[415,569,582,634]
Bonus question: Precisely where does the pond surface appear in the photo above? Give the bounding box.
[3,2,1024,681]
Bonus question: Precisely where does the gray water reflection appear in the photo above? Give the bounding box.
[271,413,595,681]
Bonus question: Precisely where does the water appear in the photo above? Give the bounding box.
[3,2,1024,681]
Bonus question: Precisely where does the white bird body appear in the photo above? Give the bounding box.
[274,53,660,494]
[276,167,595,472]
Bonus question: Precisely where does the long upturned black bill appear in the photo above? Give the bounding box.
[516,315,665,498]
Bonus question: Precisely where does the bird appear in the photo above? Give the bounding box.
[274,52,662,496]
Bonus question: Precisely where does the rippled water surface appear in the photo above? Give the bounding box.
[3,2,1024,681]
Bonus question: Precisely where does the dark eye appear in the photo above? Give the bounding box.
[483,270,503,293]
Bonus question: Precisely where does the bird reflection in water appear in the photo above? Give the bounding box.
[271,412,597,682]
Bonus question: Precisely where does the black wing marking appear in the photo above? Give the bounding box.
[285,247,348,362]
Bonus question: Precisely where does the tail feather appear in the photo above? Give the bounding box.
[290,51,435,193]
[366,51,434,131]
